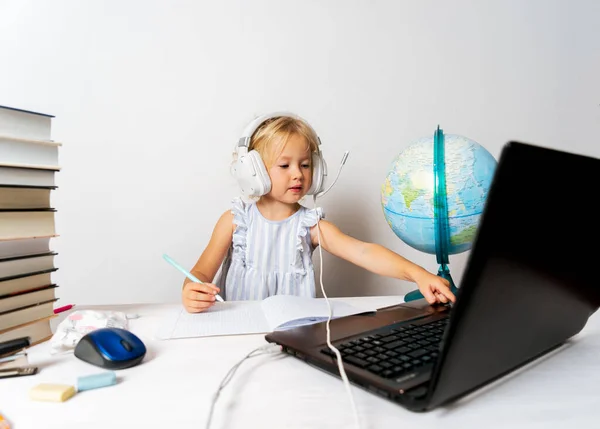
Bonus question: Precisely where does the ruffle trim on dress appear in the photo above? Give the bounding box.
[297,206,325,252]
[230,197,249,266]
[292,206,325,274]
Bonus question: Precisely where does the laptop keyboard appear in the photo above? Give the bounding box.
[320,317,448,380]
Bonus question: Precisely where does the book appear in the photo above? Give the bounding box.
[0,105,53,141]
[0,300,56,331]
[0,135,61,169]
[155,295,377,340]
[0,186,53,209]
[0,270,56,296]
[0,164,58,188]
[0,237,53,259]
[0,315,55,346]
[0,285,58,314]
[0,270,56,295]
[0,210,56,240]
[0,253,56,279]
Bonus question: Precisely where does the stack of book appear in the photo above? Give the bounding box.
[0,105,61,349]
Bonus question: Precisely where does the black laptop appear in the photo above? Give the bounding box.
[266,141,600,411]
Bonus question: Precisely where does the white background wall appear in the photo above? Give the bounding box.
[1,0,598,305]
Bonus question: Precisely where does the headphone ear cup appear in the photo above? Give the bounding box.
[248,151,271,196]
[233,150,271,197]
[307,152,326,195]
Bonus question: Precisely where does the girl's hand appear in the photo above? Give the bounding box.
[414,271,456,305]
[182,281,221,313]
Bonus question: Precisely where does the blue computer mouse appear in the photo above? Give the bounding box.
[74,327,146,370]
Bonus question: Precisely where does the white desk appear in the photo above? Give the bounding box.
[1,296,599,429]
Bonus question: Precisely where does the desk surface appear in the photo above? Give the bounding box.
[1,296,599,429]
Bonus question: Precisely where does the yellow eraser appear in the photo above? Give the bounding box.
[29,383,76,402]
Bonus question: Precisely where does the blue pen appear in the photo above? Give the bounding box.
[162,254,224,302]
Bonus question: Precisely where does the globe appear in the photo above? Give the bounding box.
[381,127,497,300]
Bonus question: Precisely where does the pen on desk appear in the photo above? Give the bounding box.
[162,254,224,302]
[54,304,75,314]
[0,352,27,364]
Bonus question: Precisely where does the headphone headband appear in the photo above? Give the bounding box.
[236,111,321,150]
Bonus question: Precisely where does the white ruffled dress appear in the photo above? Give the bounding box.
[215,197,324,301]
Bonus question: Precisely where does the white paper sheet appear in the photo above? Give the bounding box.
[155,301,267,340]
[155,295,375,340]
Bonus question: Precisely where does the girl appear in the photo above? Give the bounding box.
[182,114,455,312]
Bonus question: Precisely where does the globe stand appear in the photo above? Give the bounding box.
[404,126,459,303]
[404,264,459,302]
[437,264,458,294]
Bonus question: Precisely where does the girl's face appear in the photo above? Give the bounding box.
[267,133,312,204]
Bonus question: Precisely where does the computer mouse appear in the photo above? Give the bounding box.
[74,327,146,370]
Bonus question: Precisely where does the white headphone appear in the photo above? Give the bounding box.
[231,111,328,198]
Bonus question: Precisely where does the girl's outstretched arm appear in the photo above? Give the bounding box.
[310,220,455,304]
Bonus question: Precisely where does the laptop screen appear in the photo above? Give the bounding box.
[428,141,600,408]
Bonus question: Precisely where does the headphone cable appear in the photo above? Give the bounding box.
[205,343,282,429]
[315,151,349,199]
[313,194,361,429]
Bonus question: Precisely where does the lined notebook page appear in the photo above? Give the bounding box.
[155,301,269,340]
[155,296,376,340]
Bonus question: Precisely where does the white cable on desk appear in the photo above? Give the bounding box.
[205,342,281,429]
[313,195,361,429]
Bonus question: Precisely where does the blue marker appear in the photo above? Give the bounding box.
[163,254,224,302]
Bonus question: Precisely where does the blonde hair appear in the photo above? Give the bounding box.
[249,116,319,169]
